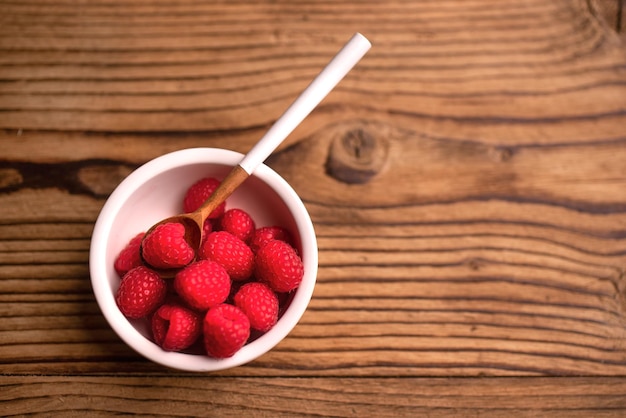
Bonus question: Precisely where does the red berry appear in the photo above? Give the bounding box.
[218,208,256,243]
[141,222,195,269]
[203,303,250,358]
[151,304,202,351]
[116,266,167,319]
[114,232,145,277]
[234,282,278,332]
[202,218,213,240]
[174,260,231,311]
[183,177,225,219]
[199,231,254,281]
[255,240,304,293]
[249,226,294,253]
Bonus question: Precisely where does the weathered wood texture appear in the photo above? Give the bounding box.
[2,0,626,415]
[4,376,626,417]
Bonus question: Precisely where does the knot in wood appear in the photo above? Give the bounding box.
[326,127,388,184]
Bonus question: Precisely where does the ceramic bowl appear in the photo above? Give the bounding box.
[89,148,318,371]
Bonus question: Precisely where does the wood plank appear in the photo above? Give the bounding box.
[0,0,624,143]
[3,376,626,417]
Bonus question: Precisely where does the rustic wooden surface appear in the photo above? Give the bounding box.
[2,0,626,415]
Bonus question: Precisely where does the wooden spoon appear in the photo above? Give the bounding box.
[141,33,371,270]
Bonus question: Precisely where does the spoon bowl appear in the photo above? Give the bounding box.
[139,165,249,273]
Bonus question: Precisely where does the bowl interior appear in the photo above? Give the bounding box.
[90,148,317,371]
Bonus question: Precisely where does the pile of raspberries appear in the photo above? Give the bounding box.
[113,176,304,359]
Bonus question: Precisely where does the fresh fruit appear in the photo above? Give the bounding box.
[115,266,167,319]
[183,177,226,219]
[203,303,250,358]
[151,304,202,351]
[141,222,195,269]
[234,282,279,332]
[174,260,231,311]
[218,208,256,243]
[255,240,304,293]
[249,226,294,253]
[199,231,254,281]
[114,232,145,277]
[112,179,306,358]
[202,218,213,241]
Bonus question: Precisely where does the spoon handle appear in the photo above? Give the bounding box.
[195,164,249,221]
[238,32,371,174]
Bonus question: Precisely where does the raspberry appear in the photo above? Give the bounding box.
[114,232,145,277]
[255,240,304,293]
[234,282,279,332]
[203,303,250,358]
[199,231,254,281]
[141,222,195,270]
[218,208,256,243]
[202,218,213,240]
[116,266,167,319]
[151,304,202,351]
[183,177,226,219]
[249,226,294,253]
[174,260,231,311]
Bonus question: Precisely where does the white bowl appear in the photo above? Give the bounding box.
[89,148,318,371]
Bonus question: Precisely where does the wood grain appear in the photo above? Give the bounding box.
[3,376,626,417]
[2,0,626,415]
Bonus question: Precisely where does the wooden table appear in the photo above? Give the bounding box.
[3,0,626,415]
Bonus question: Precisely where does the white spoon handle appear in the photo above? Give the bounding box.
[238,32,371,174]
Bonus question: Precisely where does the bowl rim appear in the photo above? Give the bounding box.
[89,147,318,371]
